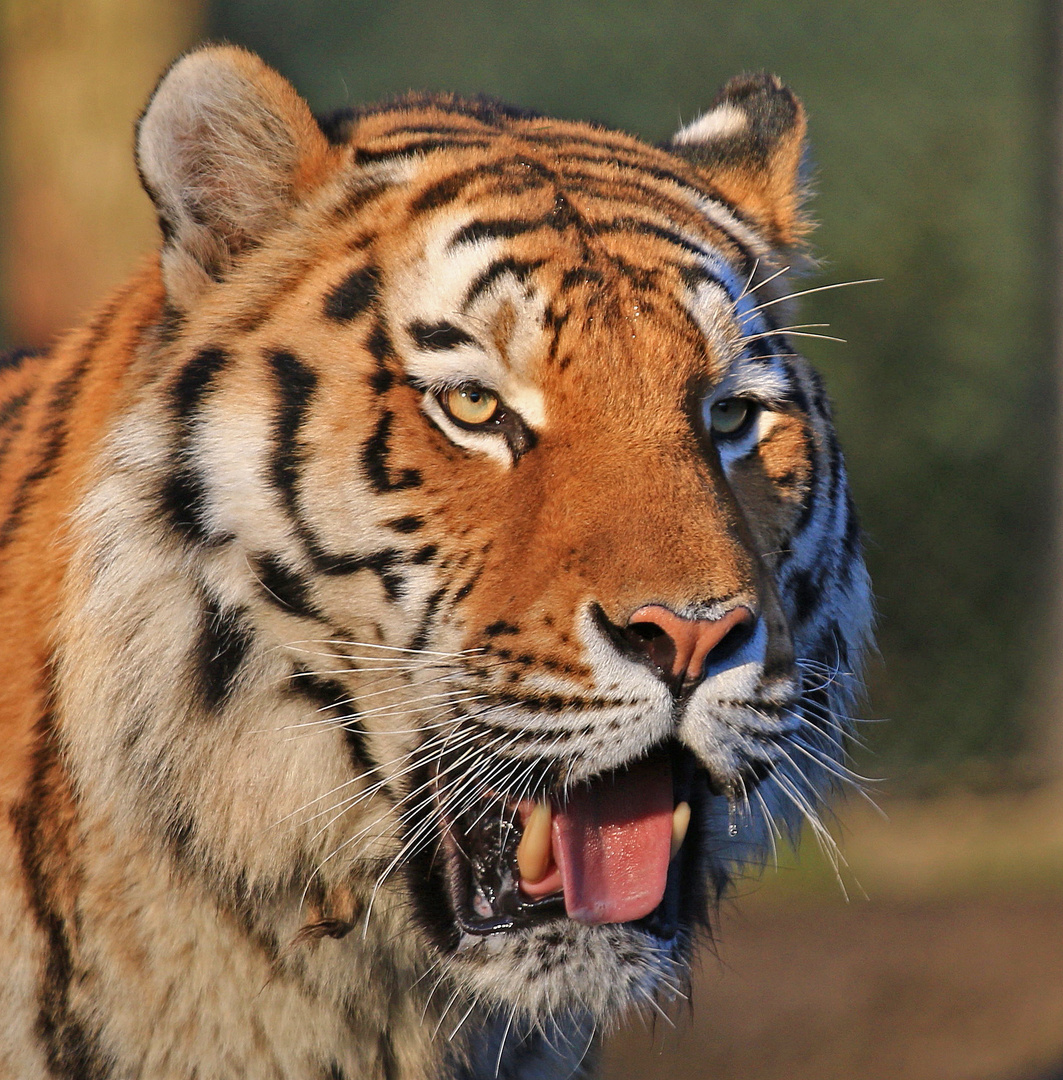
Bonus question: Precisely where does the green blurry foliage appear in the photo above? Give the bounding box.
[211,0,1054,783]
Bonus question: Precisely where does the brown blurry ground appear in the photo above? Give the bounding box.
[601,789,1063,1080]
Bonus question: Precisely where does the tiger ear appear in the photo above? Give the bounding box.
[668,73,808,249]
[136,45,332,307]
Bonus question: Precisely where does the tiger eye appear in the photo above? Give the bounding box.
[444,385,500,426]
[709,398,752,437]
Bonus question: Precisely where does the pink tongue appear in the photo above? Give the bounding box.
[552,755,674,925]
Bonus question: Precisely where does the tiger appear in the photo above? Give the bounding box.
[0,44,872,1080]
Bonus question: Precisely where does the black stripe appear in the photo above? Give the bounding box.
[370,365,394,394]
[409,168,484,215]
[0,349,92,549]
[163,809,195,865]
[450,192,586,247]
[316,547,408,600]
[679,262,733,298]
[253,552,319,618]
[366,321,395,364]
[0,389,32,470]
[379,1030,399,1080]
[453,566,482,602]
[387,121,498,137]
[791,426,824,536]
[366,95,541,127]
[194,601,256,711]
[330,181,391,221]
[361,410,423,493]
[408,320,477,351]
[0,384,35,425]
[561,166,715,222]
[604,255,658,290]
[159,467,231,546]
[353,136,493,165]
[365,321,396,394]
[387,515,424,534]
[464,258,545,308]
[288,668,381,779]
[409,157,556,216]
[324,266,381,322]
[450,214,551,248]
[0,346,44,373]
[266,349,352,570]
[539,144,754,244]
[12,715,116,1080]
[158,347,233,545]
[841,492,862,559]
[268,348,318,515]
[787,566,826,628]
[408,586,447,653]
[170,347,229,420]
[157,300,185,344]
[544,306,570,368]
[598,216,712,261]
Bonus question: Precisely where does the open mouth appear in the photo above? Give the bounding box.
[439,744,699,941]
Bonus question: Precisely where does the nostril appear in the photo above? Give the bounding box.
[625,603,755,685]
[707,616,755,667]
[624,620,676,680]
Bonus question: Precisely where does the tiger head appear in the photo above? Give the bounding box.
[59,46,872,1047]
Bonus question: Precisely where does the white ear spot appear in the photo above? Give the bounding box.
[672,104,749,146]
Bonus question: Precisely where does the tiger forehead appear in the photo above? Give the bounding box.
[374,158,750,391]
[332,98,758,269]
[384,209,741,424]
[344,97,695,179]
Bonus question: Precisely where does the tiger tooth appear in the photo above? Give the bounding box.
[516,801,552,883]
[670,801,691,860]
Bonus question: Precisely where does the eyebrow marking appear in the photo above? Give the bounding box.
[407,320,478,350]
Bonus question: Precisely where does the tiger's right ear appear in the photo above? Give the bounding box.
[136,45,333,307]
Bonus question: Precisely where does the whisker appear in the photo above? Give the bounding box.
[737,261,791,302]
[284,638,482,658]
[743,328,847,345]
[741,276,880,316]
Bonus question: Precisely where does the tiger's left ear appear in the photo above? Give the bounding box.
[668,73,808,249]
[136,45,334,307]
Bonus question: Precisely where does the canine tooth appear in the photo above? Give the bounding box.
[670,801,691,860]
[516,801,552,883]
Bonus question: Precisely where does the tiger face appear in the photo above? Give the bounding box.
[3,45,872,1079]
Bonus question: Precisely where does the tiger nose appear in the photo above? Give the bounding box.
[626,604,754,683]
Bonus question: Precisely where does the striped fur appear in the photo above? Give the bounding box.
[0,47,872,1080]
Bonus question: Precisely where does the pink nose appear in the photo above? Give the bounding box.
[627,605,754,681]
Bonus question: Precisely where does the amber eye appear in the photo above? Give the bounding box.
[709,398,755,438]
[442,384,500,427]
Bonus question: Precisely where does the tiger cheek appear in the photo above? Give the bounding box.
[729,414,814,545]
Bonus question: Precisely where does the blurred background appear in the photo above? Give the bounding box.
[3,1,1063,1076]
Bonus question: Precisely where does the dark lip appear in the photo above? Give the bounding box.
[438,741,701,941]
[441,817,567,936]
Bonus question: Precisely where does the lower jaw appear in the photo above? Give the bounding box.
[449,868,685,942]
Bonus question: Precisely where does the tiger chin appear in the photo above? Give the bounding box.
[0,44,872,1080]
